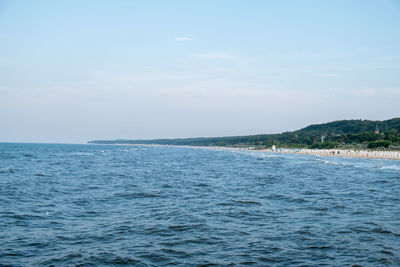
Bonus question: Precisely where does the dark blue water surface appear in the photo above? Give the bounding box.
[0,143,399,266]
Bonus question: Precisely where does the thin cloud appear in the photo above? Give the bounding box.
[192,53,233,59]
[348,88,376,96]
[347,87,400,97]
[317,73,340,77]
[173,37,195,41]
[377,56,400,61]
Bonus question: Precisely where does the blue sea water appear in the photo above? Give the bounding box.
[0,143,399,266]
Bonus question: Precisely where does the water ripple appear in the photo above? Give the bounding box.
[0,143,399,266]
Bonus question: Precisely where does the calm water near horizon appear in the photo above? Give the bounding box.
[0,143,399,266]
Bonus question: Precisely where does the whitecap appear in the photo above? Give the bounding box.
[259,153,280,158]
[380,165,400,170]
[69,152,94,156]
[316,158,345,166]
[323,160,339,165]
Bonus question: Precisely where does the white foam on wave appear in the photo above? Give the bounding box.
[316,158,346,166]
[70,152,94,156]
[380,165,400,170]
[117,148,140,153]
[234,150,280,158]
[257,153,279,158]
[333,159,400,171]
[51,153,66,156]
[323,160,339,165]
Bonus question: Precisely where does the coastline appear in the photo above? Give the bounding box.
[259,148,400,160]
[155,145,400,160]
[88,143,400,160]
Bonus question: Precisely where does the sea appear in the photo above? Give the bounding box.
[0,143,399,266]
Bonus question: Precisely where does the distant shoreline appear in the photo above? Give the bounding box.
[87,143,400,160]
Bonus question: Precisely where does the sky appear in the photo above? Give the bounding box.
[0,0,400,143]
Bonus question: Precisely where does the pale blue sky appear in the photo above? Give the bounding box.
[1,0,399,143]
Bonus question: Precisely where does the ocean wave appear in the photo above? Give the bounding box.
[1,143,400,266]
[69,152,94,156]
[113,191,160,199]
[0,167,17,174]
[316,158,346,166]
[380,165,400,170]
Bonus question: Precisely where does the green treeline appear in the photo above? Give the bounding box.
[89,118,400,150]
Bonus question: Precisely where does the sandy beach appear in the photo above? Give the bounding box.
[185,145,400,160]
[260,148,400,160]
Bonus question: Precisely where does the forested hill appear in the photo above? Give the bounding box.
[297,118,400,135]
[88,118,400,149]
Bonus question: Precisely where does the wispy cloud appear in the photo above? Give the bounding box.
[346,87,400,97]
[377,56,400,61]
[192,53,233,60]
[173,37,195,41]
[317,73,340,77]
[348,88,376,96]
